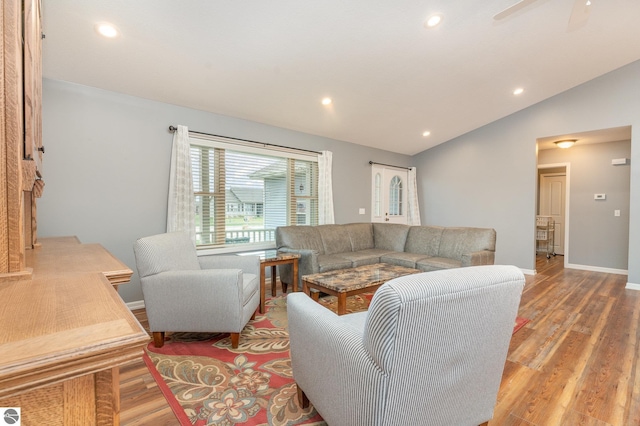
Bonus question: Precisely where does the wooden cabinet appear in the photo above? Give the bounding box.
[1,0,43,280]
[0,237,149,425]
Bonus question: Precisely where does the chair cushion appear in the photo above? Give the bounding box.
[134,232,201,277]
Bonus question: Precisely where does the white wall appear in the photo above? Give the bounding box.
[412,59,640,284]
[39,79,411,303]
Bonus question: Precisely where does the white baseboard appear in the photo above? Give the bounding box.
[520,268,536,276]
[626,282,640,291]
[126,300,145,310]
[565,263,628,276]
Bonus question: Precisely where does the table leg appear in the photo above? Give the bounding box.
[292,258,299,292]
[337,293,347,315]
[259,266,266,314]
[271,265,277,297]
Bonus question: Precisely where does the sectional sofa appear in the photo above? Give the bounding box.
[275,222,497,289]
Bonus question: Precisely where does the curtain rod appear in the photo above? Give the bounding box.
[169,126,322,155]
[368,160,412,171]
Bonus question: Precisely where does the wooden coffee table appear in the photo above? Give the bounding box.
[302,263,421,315]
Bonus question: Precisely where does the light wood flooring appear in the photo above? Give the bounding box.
[120,255,640,425]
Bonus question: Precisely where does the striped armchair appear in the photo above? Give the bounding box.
[287,265,525,426]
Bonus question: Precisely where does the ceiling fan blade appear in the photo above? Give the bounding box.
[493,0,539,20]
[568,0,591,31]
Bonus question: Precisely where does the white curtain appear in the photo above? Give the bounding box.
[407,167,421,225]
[166,125,196,242]
[318,150,335,224]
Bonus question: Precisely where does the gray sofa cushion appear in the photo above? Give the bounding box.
[380,252,431,269]
[317,225,353,255]
[276,225,325,254]
[317,254,353,273]
[417,256,462,271]
[346,223,375,251]
[373,223,410,252]
[404,226,444,256]
[333,249,391,267]
[439,227,496,261]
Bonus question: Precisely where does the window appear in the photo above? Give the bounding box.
[389,175,403,216]
[190,135,318,249]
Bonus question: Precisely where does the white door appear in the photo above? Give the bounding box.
[371,165,408,224]
[539,173,566,255]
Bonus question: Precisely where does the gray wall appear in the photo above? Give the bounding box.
[538,140,631,271]
[413,59,640,284]
[39,79,411,303]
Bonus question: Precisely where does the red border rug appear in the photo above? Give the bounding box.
[144,294,529,425]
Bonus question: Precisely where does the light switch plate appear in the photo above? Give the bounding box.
[594,194,606,200]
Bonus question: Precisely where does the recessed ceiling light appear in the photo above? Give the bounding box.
[422,131,431,137]
[321,97,332,106]
[513,87,524,95]
[95,23,119,38]
[425,14,443,28]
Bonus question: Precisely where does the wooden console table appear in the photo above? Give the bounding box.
[0,237,149,425]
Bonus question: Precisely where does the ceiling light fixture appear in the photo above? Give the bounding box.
[321,97,332,106]
[513,87,524,95]
[424,14,443,28]
[554,139,577,149]
[95,23,119,38]
[422,131,431,137]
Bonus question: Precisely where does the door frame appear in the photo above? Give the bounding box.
[537,162,571,268]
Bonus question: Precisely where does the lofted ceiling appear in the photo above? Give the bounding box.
[42,0,640,156]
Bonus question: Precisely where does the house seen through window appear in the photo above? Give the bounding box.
[190,136,318,248]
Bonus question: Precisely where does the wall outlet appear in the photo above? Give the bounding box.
[594,194,606,200]
[359,208,366,215]
[615,210,621,217]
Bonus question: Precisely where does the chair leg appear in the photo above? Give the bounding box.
[281,281,288,294]
[479,422,489,426]
[251,309,257,320]
[296,383,309,408]
[230,332,240,348]
[152,332,165,348]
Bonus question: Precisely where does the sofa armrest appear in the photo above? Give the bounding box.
[461,250,495,267]
[287,293,386,422]
[277,248,319,287]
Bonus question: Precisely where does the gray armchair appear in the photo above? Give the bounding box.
[287,265,525,426]
[133,232,260,349]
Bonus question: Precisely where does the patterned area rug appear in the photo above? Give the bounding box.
[144,293,529,426]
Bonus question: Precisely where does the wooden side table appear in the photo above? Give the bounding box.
[260,253,300,313]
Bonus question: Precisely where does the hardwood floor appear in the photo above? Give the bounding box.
[120,256,640,425]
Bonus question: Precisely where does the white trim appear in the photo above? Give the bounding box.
[625,282,640,291]
[127,300,145,310]
[520,268,536,276]
[565,263,628,275]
